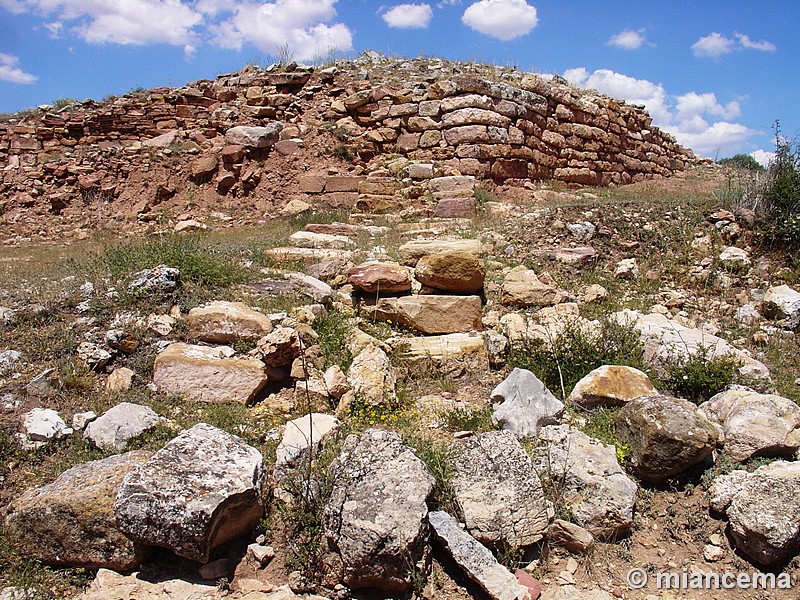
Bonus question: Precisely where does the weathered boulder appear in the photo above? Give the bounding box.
[719,246,750,270]
[491,368,564,438]
[78,568,225,600]
[710,461,800,566]
[5,451,152,570]
[324,428,434,592]
[450,430,550,547]
[84,402,159,452]
[698,387,800,461]
[366,295,482,334]
[534,425,637,540]
[152,342,267,404]
[224,123,282,148]
[568,365,657,409]
[612,309,770,379]
[127,264,180,295]
[761,284,800,327]
[501,266,566,307]
[398,238,483,266]
[22,408,70,442]
[114,423,265,563]
[187,301,273,343]
[347,261,411,295]
[397,332,489,373]
[429,510,527,600]
[256,326,301,367]
[615,394,718,483]
[547,520,595,554]
[347,345,396,406]
[414,251,485,293]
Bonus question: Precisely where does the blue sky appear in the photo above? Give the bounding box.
[1,0,797,162]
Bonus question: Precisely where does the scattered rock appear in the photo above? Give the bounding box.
[105,367,135,394]
[615,394,718,483]
[547,520,595,554]
[26,368,58,398]
[127,265,180,295]
[568,365,657,409]
[347,261,411,295]
[324,428,434,592]
[491,368,564,438]
[256,326,301,367]
[366,295,482,334]
[579,283,608,303]
[84,402,159,452]
[762,284,800,327]
[698,387,800,461]
[0,349,21,370]
[5,451,152,570]
[78,568,224,600]
[76,342,112,371]
[347,344,396,406]
[225,123,283,148]
[187,300,273,343]
[719,246,750,270]
[450,430,550,547]
[22,408,70,442]
[114,423,265,563]
[324,365,349,399]
[501,266,566,307]
[614,258,639,280]
[414,251,486,293]
[274,413,339,491]
[152,342,268,404]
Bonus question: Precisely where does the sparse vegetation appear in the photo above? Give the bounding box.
[717,154,765,172]
[660,348,742,404]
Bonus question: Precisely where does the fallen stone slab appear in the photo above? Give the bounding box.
[187,301,273,343]
[114,423,265,563]
[225,123,282,148]
[396,332,489,373]
[84,402,159,452]
[398,238,483,266]
[568,365,657,409]
[77,568,225,600]
[429,510,528,600]
[414,250,485,293]
[325,428,434,592]
[153,342,267,404]
[264,247,354,264]
[501,266,567,307]
[365,295,482,334]
[288,231,355,249]
[5,451,152,570]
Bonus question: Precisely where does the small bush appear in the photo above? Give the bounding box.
[507,316,647,401]
[331,143,355,162]
[717,154,765,172]
[442,405,494,433]
[475,187,498,204]
[661,348,741,404]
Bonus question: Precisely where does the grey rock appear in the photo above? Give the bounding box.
[274,413,339,500]
[566,221,596,241]
[710,461,800,566]
[22,408,70,441]
[534,425,637,540]
[84,402,160,452]
[491,368,564,438]
[347,344,396,406]
[699,387,800,461]
[5,451,152,570]
[114,423,265,562]
[762,284,800,327]
[26,368,58,398]
[0,306,17,325]
[225,123,283,148]
[0,350,21,370]
[450,430,550,547]
[429,510,526,600]
[127,264,180,295]
[76,342,112,370]
[615,394,718,483]
[324,428,434,592]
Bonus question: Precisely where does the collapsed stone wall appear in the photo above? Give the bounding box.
[0,56,698,236]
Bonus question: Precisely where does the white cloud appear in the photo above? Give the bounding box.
[382,3,433,29]
[751,149,775,168]
[735,32,776,52]
[608,29,647,50]
[692,32,734,59]
[462,0,538,41]
[564,66,757,157]
[210,0,352,62]
[0,52,38,84]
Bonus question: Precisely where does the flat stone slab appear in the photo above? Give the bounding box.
[84,402,159,452]
[398,238,483,266]
[365,295,482,334]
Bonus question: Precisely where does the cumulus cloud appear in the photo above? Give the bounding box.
[693,31,777,59]
[751,149,775,168]
[608,29,647,50]
[691,32,734,59]
[0,52,38,84]
[735,32,777,52]
[564,66,757,157]
[382,3,433,29]
[462,0,538,41]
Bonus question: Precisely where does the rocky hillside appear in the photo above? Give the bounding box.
[2,54,800,600]
[1,52,698,243]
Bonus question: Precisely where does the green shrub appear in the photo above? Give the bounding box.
[401,432,457,514]
[475,187,498,204]
[661,347,741,404]
[314,310,354,371]
[507,316,647,401]
[717,154,765,171]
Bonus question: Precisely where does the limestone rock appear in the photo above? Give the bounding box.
[225,123,282,148]
[187,301,273,343]
[288,231,355,250]
[84,402,159,452]
[762,284,800,327]
[347,345,396,406]
[615,394,718,483]
[568,365,657,409]
[366,295,482,334]
[105,367,134,394]
[256,326,301,367]
[275,413,339,498]
[719,246,750,269]
[347,261,411,295]
[324,428,434,592]
[547,520,595,554]
[534,425,637,540]
[76,342,112,370]
[501,266,566,307]
[153,342,267,404]
[114,423,265,563]
[450,430,550,547]
[127,264,180,295]
[429,510,527,600]
[491,368,564,438]
[414,251,485,293]
[22,408,70,441]
[78,568,225,600]
[398,332,489,373]
[324,365,349,399]
[398,238,483,266]
[710,461,800,566]
[614,258,639,280]
[698,387,800,461]
[612,309,770,379]
[5,451,151,570]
